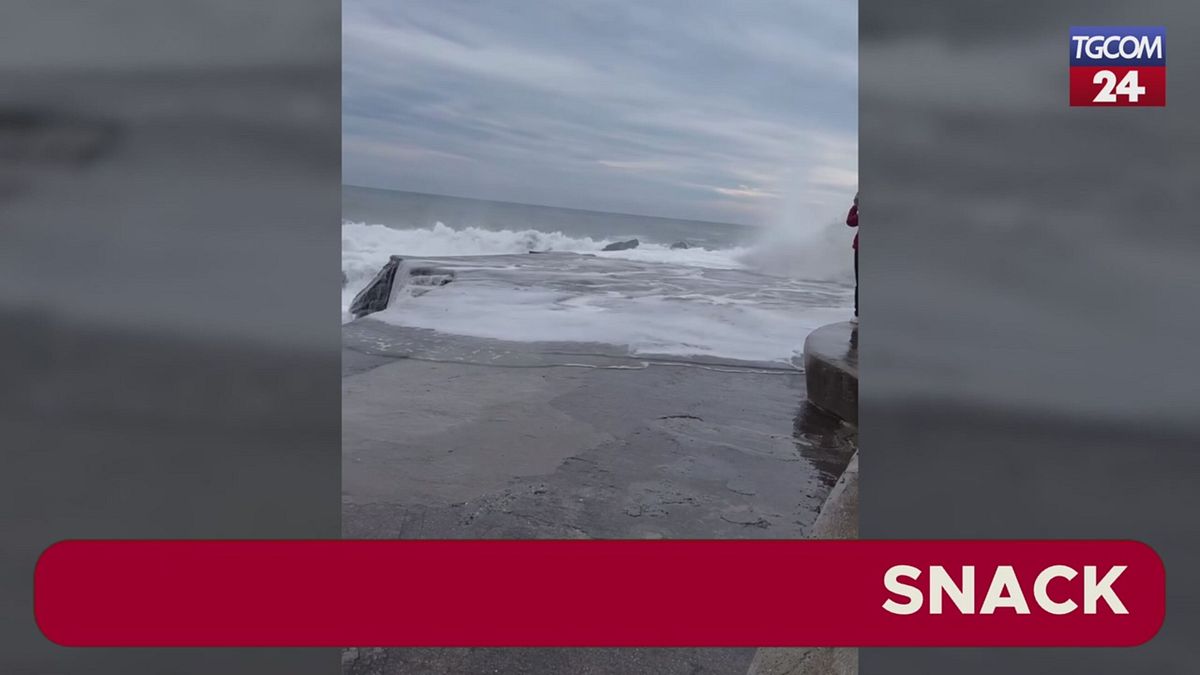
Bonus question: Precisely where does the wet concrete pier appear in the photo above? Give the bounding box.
[747,322,859,675]
[342,318,858,675]
[803,321,858,427]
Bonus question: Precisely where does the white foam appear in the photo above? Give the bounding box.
[343,221,748,314]
[372,269,851,365]
[738,218,856,284]
[343,221,612,259]
[593,246,748,269]
[343,221,854,363]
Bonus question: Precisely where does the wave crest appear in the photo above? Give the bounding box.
[342,221,749,302]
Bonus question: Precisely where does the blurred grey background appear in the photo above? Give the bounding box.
[1,2,341,673]
[5,0,1198,672]
[861,1,1199,673]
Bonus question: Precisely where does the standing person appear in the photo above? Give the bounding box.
[846,192,858,319]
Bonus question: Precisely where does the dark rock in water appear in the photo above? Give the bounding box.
[669,241,691,249]
[602,238,639,251]
[528,249,550,254]
[349,256,402,319]
[407,266,455,286]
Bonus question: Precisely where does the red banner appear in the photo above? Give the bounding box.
[1069,66,1166,106]
[35,540,1164,647]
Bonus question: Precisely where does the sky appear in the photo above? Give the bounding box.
[1,1,338,70]
[343,0,857,226]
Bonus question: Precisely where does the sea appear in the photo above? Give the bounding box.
[342,185,855,369]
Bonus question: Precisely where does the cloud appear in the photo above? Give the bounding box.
[343,0,857,225]
[712,185,779,199]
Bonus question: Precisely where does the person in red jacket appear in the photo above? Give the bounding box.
[846,192,858,318]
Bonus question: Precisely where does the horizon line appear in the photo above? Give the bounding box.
[343,183,761,229]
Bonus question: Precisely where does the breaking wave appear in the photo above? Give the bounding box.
[342,221,750,305]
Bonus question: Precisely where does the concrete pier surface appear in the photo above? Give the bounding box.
[342,318,857,675]
[746,454,859,675]
[747,321,858,675]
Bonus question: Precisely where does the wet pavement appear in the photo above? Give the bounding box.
[342,319,857,674]
[344,319,856,540]
[343,646,759,675]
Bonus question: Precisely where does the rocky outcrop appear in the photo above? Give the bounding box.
[669,241,692,249]
[602,238,639,251]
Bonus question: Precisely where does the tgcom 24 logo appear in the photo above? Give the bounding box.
[1069,26,1166,106]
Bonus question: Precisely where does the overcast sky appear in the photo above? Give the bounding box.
[343,0,857,226]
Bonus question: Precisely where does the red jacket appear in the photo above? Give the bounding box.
[846,204,858,249]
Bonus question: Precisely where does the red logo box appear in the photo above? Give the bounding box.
[1070,66,1166,106]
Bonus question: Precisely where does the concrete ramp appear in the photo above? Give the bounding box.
[348,256,456,319]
